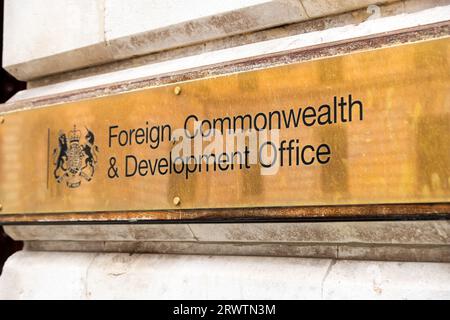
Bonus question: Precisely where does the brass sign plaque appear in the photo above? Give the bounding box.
[0,38,449,217]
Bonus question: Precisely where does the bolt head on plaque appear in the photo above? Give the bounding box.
[0,116,4,124]
[174,86,182,95]
[0,204,3,211]
[173,197,181,206]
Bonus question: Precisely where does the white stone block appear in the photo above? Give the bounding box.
[0,251,97,299]
[3,0,111,79]
[323,260,450,299]
[87,253,331,299]
[4,0,104,62]
[0,251,332,299]
[1,251,450,299]
[2,0,307,80]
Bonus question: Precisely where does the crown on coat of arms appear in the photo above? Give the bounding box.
[68,125,81,143]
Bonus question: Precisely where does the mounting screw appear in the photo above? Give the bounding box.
[174,86,182,95]
[0,204,3,211]
[366,4,381,21]
[173,196,181,206]
[0,117,4,124]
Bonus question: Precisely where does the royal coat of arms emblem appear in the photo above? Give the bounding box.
[53,125,99,188]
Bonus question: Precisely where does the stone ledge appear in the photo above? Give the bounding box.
[1,251,449,299]
[337,244,450,262]
[26,240,340,260]
[104,0,308,61]
[5,224,197,242]
[23,240,450,263]
[7,220,449,262]
[6,220,450,245]
[188,221,450,245]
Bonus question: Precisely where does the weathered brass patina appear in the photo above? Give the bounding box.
[0,37,449,218]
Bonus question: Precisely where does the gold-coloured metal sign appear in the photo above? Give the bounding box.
[0,38,449,217]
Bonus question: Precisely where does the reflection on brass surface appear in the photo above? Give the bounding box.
[319,125,348,198]
[0,38,449,217]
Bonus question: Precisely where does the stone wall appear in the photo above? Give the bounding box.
[1,0,450,299]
